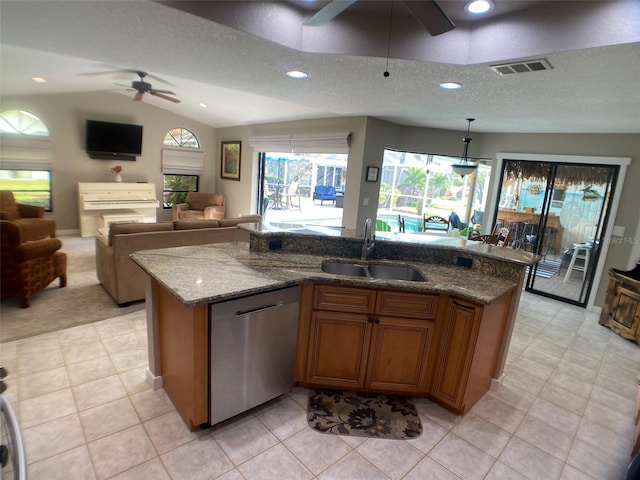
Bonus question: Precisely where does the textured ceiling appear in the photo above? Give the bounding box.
[1,0,639,133]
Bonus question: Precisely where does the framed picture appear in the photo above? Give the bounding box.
[366,166,379,182]
[221,141,241,181]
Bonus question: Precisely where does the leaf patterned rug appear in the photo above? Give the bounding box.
[307,389,422,440]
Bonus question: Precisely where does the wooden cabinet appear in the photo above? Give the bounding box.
[431,293,512,414]
[600,264,640,344]
[156,285,208,430]
[300,285,437,394]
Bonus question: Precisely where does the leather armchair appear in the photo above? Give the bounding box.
[172,192,225,221]
[1,220,67,308]
[0,190,56,242]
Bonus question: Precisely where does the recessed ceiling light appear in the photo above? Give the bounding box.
[198,102,207,108]
[31,77,47,83]
[465,0,494,15]
[286,70,308,79]
[439,82,463,90]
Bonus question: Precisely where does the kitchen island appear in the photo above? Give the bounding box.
[132,224,538,430]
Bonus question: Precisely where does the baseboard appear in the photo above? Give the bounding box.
[58,229,81,236]
[147,368,163,390]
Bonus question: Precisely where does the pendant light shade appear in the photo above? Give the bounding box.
[452,118,478,177]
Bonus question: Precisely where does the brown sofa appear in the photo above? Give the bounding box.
[95,215,261,306]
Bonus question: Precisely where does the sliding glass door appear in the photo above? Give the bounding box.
[495,160,619,306]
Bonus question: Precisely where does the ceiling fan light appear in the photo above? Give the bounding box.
[465,0,494,15]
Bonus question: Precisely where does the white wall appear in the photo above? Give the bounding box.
[1,92,217,231]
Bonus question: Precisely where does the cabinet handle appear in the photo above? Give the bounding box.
[374,318,380,324]
[368,317,380,324]
[453,300,475,310]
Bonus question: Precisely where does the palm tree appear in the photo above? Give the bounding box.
[399,167,426,196]
[399,167,426,211]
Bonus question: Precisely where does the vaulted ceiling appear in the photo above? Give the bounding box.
[1,0,639,133]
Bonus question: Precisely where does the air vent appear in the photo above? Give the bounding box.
[490,58,553,75]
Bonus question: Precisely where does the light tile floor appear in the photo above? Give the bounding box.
[1,292,638,480]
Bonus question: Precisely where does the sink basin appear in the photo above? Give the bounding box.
[321,260,427,282]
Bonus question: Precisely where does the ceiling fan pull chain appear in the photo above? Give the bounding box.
[384,0,395,77]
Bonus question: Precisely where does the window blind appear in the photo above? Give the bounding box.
[249,132,351,154]
[161,148,204,175]
[0,134,53,170]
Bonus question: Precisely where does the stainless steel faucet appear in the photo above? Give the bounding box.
[361,217,375,261]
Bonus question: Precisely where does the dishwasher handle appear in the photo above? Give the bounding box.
[234,302,285,317]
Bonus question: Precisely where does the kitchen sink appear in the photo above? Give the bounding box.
[321,260,427,282]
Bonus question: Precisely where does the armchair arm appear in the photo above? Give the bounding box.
[17,203,45,218]
[17,238,62,261]
[172,203,189,221]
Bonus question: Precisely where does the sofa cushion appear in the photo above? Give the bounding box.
[217,215,262,227]
[108,221,174,246]
[180,210,208,221]
[174,220,220,230]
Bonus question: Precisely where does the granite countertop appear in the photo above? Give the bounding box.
[131,241,524,307]
[242,222,538,266]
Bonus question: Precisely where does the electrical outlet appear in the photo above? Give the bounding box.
[457,256,473,268]
[363,197,369,206]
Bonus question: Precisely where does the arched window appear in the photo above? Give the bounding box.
[161,128,202,208]
[0,109,49,136]
[0,110,52,211]
[163,128,199,148]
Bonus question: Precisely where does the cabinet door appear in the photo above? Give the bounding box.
[313,285,375,314]
[306,310,372,388]
[366,316,434,393]
[431,298,481,410]
[610,287,640,339]
[376,291,438,319]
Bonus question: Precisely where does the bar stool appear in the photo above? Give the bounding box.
[564,243,590,282]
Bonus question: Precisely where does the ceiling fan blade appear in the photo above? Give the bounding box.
[400,0,455,36]
[151,91,181,103]
[303,0,358,26]
[149,88,176,95]
[133,91,144,102]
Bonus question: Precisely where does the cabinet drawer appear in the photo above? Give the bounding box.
[376,291,438,319]
[313,285,375,313]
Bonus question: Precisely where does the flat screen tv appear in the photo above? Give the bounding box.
[86,120,143,160]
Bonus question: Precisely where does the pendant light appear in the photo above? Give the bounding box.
[451,118,478,177]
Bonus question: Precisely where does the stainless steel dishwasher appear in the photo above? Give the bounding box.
[209,286,300,425]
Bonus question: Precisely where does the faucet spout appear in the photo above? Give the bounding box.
[361,218,375,261]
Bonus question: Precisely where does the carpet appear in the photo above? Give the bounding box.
[0,235,145,343]
[307,390,422,440]
[528,260,560,279]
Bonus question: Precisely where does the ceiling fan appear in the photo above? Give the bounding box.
[116,71,181,104]
[303,0,455,36]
